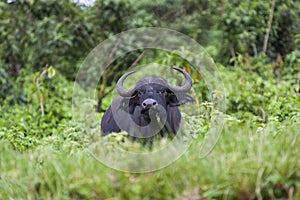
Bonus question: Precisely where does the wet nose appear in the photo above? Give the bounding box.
[142,98,157,109]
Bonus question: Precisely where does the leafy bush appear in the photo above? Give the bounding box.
[1,0,300,199]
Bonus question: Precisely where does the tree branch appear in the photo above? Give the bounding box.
[263,0,276,54]
[128,49,149,70]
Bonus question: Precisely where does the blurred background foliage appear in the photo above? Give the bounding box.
[0,0,299,105]
[1,0,300,199]
[0,0,300,101]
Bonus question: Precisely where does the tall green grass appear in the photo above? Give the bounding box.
[1,116,299,199]
[1,63,300,199]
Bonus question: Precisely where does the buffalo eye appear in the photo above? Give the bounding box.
[157,89,166,95]
[138,90,146,96]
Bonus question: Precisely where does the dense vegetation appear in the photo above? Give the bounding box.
[1,0,300,199]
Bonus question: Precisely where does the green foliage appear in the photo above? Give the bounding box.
[0,67,74,150]
[1,0,300,199]
[0,0,134,89]
[221,64,300,123]
[0,65,14,101]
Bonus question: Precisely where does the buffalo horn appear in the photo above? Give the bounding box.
[167,67,192,93]
[116,70,136,97]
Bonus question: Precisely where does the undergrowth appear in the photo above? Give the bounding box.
[1,65,300,199]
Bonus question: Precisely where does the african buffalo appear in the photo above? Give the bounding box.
[101,67,194,140]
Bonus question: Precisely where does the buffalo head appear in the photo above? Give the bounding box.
[101,67,194,141]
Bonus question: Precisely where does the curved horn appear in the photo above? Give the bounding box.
[167,67,192,93]
[116,70,136,97]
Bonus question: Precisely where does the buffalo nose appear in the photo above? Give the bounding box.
[142,99,157,109]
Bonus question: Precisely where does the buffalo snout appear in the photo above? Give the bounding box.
[142,98,157,109]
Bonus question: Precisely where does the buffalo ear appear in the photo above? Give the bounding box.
[179,94,195,105]
[166,92,179,106]
[168,92,195,107]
